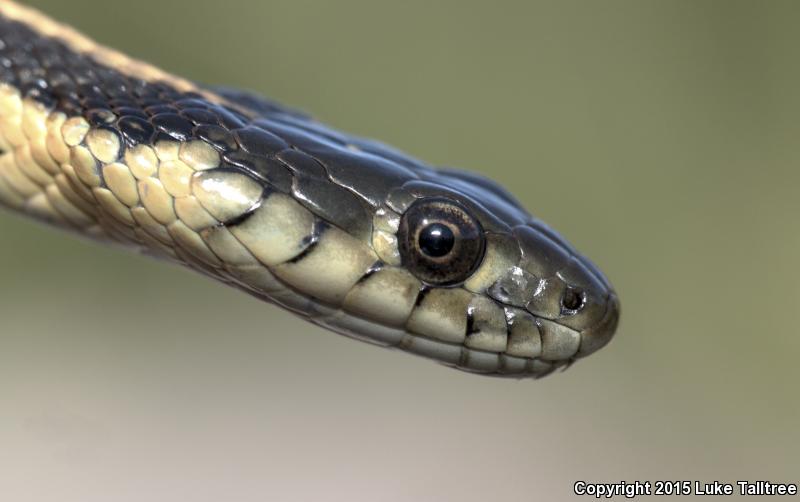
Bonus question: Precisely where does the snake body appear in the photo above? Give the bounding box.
[0,1,619,378]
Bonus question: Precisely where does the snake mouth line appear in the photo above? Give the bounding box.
[319,310,570,378]
[226,260,572,378]
[325,297,602,378]
[225,254,614,378]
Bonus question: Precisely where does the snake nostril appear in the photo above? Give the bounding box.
[561,287,585,314]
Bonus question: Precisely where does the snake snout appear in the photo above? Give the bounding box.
[553,254,620,358]
[488,224,620,362]
[577,292,620,357]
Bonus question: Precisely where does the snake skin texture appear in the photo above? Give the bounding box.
[0,1,619,378]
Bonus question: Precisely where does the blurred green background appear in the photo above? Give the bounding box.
[1,1,798,500]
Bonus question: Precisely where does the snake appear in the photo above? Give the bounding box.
[0,1,619,378]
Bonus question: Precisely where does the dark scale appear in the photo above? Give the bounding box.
[174,97,211,110]
[151,112,195,141]
[108,97,138,109]
[214,106,247,130]
[144,104,178,116]
[275,149,328,179]
[194,124,238,151]
[138,97,167,109]
[114,106,148,120]
[180,108,219,126]
[290,172,374,241]
[233,126,288,157]
[222,150,294,193]
[82,97,108,111]
[117,115,155,145]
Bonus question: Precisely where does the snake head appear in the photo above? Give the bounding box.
[0,0,616,381]
[374,168,620,378]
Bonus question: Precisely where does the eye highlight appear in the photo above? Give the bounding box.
[397,197,485,286]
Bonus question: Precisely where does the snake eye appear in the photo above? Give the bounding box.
[398,197,485,286]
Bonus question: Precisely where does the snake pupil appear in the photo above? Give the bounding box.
[419,223,455,257]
